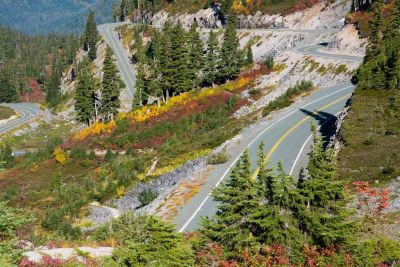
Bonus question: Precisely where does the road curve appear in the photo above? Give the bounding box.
[98,23,136,99]
[0,103,41,135]
[174,43,363,232]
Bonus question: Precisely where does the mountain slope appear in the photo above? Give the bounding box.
[0,0,117,34]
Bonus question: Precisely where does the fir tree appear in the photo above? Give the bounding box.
[201,150,260,255]
[133,63,146,109]
[298,127,354,247]
[84,11,98,61]
[159,25,174,101]
[75,59,97,126]
[101,47,124,121]
[46,54,62,107]
[188,21,205,88]
[203,30,220,87]
[220,13,240,82]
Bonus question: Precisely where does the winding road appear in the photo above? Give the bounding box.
[93,23,363,231]
[0,103,41,135]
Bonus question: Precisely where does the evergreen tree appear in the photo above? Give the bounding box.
[298,127,354,247]
[188,21,205,88]
[249,158,305,254]
[84,11,98,61]
[101,46,124,121]
[46,54,62,107]
[0,69,18,102]
[169,23,191,94]
[133,63,145,109]
[75,59,97,126]
[159,25,174,101]
[108,214,195,266]
[220,13,240,82]
[246,45,254,66]
[203,30,220,87]
[201,150,260,255]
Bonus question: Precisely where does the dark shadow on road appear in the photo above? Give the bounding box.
[299,108,338,146]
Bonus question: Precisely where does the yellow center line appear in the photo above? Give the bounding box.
[250,93,351,180]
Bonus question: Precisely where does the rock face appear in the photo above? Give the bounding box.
[146,0,351,30]
[324,24,367,57]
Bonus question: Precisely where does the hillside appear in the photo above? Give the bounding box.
[0,0,117,34]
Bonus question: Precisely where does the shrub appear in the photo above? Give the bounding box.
[70,147,87,160]
[53,147,69,165]
[263,80,314,117]
[264,55,274,69]
[207,150,229,165]
[138,189,157,207]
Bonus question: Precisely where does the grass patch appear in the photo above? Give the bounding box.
[338,89,400,184]
[0,106,15,120]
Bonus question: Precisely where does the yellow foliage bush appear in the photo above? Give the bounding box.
[53,147,69,165]
[74,121,116,140]
[116,186,125,198]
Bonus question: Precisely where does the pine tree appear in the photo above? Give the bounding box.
[159,25,174,101]
[75,59,97,126]
[220,13,240,82]
[101,47,124,121]
[201,150,260,255]
[298,127,354,247]
[188,21,205,88]
[84,11,98,61]
[203,30,220,87]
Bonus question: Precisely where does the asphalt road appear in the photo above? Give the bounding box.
[0,103,41,135]
[98,23,136,99]
[174,43,363,232]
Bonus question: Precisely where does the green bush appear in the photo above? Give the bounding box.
[70,147,87,160]
[138,189,157,207]
[207,150,229,165]
[264,55,274,69]
[263,80,313,117]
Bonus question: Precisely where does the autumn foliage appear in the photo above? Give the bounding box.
[353,181,390,214]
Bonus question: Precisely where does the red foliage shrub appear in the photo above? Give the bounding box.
[353,181,390,214]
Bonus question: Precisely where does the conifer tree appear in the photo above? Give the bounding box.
[101,47,124,121]
[188,21,205,88]
[220,13,240,82]
[203,30,220,87]
[298,127,354,247]
[246,45,254,66]
[0,144,15,168]
[159,25,174,101]
[201,150,260,254]
[84,11,98,61]
[133,63,146,109]
[169,23,191,94]
[46,54,62,107]
[75,59,97,126]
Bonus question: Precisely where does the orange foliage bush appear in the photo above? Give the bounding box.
[353,181,390,214]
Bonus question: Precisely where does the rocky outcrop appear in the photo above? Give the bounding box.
[324,24,367,57]
[146,0,351,30]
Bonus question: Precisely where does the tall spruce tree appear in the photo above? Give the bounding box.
[220,13,240,82]
[46,54,62,107]
[133,63,145,109]
[84,11,98,61]
[188,21,205,88]
[298,127,354,247]
[169,23,191,95]
[101,47,124,121]
[201,150,260,255]
[75,59,97,126]
[203,30,220,87]
[246,45,254,66]
[159,24,174,101]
